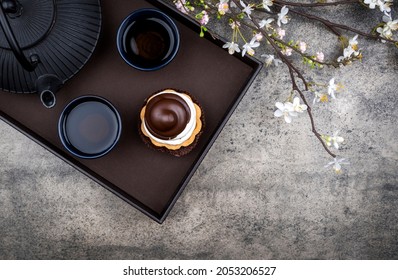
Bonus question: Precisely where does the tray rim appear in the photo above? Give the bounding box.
[0,0,263,224]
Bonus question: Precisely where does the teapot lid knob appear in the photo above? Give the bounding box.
[1,0,20,14]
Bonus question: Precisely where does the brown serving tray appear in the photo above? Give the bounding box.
[0,0,262,223]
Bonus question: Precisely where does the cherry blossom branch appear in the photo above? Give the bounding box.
[269,35,339,67]
[170,0,398,171]
[255,6,343,36]
[264,30,308,89]
[216,13,334,67]
[220,10,339,67]
[263,30,337,158]
[223,1,308,86]
[230,0,337,157]
[269,4,398,44]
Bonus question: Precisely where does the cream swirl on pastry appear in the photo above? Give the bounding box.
[142,89,197,146]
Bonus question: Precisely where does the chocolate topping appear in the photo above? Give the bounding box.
[145,93,191,140]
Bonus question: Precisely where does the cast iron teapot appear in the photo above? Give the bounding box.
[0,0,101,108]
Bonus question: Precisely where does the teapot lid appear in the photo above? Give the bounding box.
[0,0,55,50]
[0,0,101,94]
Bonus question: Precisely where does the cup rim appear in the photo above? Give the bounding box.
[58,95,122,159]
[116,8,180,71]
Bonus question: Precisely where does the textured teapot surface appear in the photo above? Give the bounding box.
[0,0,101,94]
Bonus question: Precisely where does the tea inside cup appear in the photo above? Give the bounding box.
[58,96,122,159]
[117,8,180,71]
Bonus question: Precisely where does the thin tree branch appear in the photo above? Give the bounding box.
[288,68,337,158]
[270,35,339,67]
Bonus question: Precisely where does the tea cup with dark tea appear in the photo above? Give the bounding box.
[117,8,180,71]
[58,96,122,159]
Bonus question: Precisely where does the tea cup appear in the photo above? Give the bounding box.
[58,96,122,159]
[116,8,180,71]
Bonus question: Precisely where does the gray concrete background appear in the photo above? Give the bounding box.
[0,3,397,259]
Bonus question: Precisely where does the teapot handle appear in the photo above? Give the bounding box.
[0,0,39,72]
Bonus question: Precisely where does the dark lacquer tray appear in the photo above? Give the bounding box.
[0,0,262,223]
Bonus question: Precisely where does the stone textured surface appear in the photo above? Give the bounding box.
[0,3,397,259]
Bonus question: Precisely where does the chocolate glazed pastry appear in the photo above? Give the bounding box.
[139,89,204,157]
[145,93,191,139]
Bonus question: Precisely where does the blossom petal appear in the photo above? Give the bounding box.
[274,109,283,117]
[313,97,317,105]
[333,162,341,172]
[275,102,285,111]
[284,114,292,123]
[252,41,260,48]
[222,42,230,48]
[324,162,334,168]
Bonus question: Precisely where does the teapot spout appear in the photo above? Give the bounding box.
[36,75,62,109]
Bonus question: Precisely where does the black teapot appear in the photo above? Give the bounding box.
[0,0,101,108]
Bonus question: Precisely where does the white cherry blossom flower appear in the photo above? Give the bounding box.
[254,33,263,41]
[242,37,260,56]
[323,131,345,149]
[223,42,240,54]
[313,91,328,104]
[292,97,307,113]
[274,97,307,123]
[349,35,359,50]
[385,18,398,32]
[364,0,378,9]
[337,37,361,64]
[277,6,290,27]
[229,21,241,30]
[281,47,292,56]
[299,41,307,52]
[200,11,209,25]
[262,0,273,12]
[259,18,274,30]
[377,25,393,39]
[337,46,355,62]
[218,0,229,15]
[274,101,297,123]
[277,28,286,39]
[240,0,254,19]
[262,54,282,67]
[324,157,350,174]
[378,0,392,13]
[316,52,324,62]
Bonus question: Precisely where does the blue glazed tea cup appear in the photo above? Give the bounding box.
[116,8,180,71]
[58,96,122,159]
